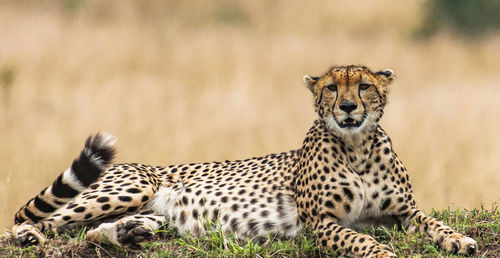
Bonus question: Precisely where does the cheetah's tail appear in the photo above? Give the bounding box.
[14,132,116,225]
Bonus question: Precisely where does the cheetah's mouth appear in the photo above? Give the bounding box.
[338,116,364,128]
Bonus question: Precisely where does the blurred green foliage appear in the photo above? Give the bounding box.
[61,0,84,13]
[213,3,248,26]
[0,66,15,105]
[418,0,500,38]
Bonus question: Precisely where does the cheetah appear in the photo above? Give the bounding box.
[11,65,477,256]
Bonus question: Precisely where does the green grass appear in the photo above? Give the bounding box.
[1,206,498,257]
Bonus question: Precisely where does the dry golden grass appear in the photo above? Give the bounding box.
[0,0,499,233]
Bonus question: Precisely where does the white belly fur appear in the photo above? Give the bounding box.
[146,184,301,238]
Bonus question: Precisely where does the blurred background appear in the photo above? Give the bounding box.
[1,0,499,233]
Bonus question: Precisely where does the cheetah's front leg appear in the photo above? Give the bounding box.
[315,219,396,257]
[399,208,477,255]
[86,210,167,250]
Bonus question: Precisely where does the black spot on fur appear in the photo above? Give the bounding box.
[179,211,186,225]
[264,222,276,230]
[118,196,132,202]
[74,206,86,213]
[97,197,109,203]
[381,198,391,210]
[230,218,240,232]
[344,203,351,213]
[126,188,141,194]
[343,188,354,201]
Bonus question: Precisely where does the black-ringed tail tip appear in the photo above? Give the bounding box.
[82,132,117,170]
[64,131,117,191]
[14,132,117,225]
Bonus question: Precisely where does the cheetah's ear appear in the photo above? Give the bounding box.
[303,75,319,93]
[375,69,396,85]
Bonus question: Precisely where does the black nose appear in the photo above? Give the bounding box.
[339,100,357,113]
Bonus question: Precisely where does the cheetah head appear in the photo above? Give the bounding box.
[303,65,395,137]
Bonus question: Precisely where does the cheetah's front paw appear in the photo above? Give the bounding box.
[117,220,154,250]
[440,233,477,256]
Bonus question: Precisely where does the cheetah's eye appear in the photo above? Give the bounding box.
[326,84,337,92]
[359,84,372,91]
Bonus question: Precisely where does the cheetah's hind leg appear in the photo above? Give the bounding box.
[10,223,46,246]
[10,132,116,246]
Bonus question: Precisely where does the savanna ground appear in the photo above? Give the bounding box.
[0,0,499,256]
[1,207,499,257]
